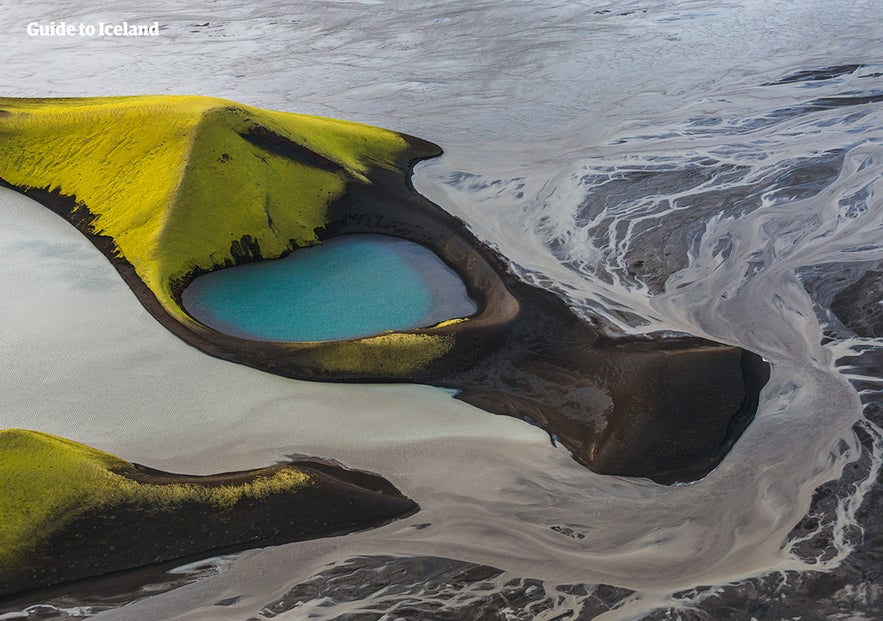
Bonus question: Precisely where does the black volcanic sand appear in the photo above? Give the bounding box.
[257,554,634,620]
[0,555,225,619]
[0,459,417,601]
[0,555,635,621]
[6,128,769,484]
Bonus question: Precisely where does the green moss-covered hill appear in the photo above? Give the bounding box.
[0,95,467,376]
[0,96,430,326]
[0,429,417,597]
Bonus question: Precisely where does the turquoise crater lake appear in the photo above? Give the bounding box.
[181,234,477,342]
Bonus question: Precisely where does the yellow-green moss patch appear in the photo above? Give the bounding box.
[0,429,310,569]
[311,332,456,375]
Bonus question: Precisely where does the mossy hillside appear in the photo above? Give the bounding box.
[310,332,457,376]
[0,429,310,572]
[0,96,415,325]
[0,96,460,375]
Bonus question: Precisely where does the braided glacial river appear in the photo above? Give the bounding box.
[1,0,881,619]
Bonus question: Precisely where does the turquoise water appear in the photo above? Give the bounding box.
[182,234,476,342]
